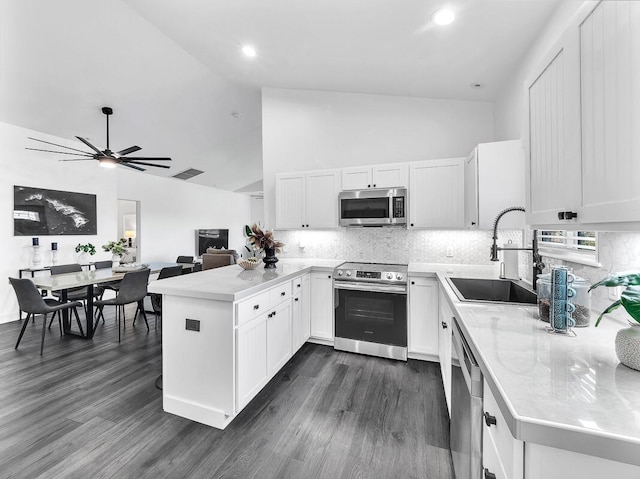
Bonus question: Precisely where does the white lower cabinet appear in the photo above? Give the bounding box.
[438,289,453,415]
[408,276,439,360]
[292,274,311,352]
[266,300,292,377]
[235,315,268,411]
[310,272,334,342]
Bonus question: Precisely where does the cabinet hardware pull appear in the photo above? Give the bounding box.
[411,281,415,285]
[441,321,448,329]
[294,298,299,302]
[484,469,496,479]
[306,224,309,227]
[281,291,285,296]
[564,211,578,220]
[484,412,497,427]
[373,184,376,187]
[253,304,259,310]
[367,184,371,187]
[471,222,476,225]
[410,223,414,227]
[297,284,301,288]
[328,275,331,279]
[273,311,277,316]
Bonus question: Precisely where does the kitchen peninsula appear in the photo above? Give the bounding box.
[148,259,342,430]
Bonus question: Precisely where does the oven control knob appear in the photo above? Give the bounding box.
[386,272,393,280]
[338,270,343,276]
[396,274,403,280]
[346,270,352,277]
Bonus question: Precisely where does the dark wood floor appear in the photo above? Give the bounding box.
[0,306,453,479]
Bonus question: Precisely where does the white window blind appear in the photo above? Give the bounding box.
[537,230,599,266]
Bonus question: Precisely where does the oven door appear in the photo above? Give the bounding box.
[334,282,407,348]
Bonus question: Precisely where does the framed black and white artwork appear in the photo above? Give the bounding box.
[13,185,97,236]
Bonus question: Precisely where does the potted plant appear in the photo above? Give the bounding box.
[589,272,640,371]
[102,239,128,266]
[244,224,284,269]
[75,243,96,264]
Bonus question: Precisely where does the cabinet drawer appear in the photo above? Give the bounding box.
[236,290,271,326]
[293,276,303,295]
[483,428,509,479]
[270,280,292,305]
[483,380,523,479]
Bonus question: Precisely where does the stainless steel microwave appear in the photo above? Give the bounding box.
[339,188,407,227]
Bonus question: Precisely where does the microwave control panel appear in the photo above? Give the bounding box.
[393,196,405,218]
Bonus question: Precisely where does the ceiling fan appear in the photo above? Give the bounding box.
[26,107,172,171]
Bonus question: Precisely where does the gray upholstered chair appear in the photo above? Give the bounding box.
[149,265,183,326]
[47,263,102,328]
[94,268,150,342]
[94,259,121,296]
[9,277,83,355]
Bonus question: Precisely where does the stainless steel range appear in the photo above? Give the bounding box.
[333,262,408,361]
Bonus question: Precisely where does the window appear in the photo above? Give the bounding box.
[537,230,599,267]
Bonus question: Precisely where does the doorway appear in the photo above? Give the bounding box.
[117,199,140,262]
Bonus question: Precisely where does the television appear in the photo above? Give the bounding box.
[196,229,229,256]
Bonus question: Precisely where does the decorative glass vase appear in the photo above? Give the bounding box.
[263,247,279,269]
[615,321,640,371]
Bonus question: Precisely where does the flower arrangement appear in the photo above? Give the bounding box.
[102,238,128,255]
[244,224,284,253]
[75,243,96,255]
[589,271,640,326]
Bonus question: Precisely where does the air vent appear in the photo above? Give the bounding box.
[172,168,204,180]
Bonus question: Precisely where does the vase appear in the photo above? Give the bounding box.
[263,247,279,269]
[112,253,122,268]
[77,252,89,265]
[615,321,640,371]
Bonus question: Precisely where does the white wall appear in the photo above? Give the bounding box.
[0,121,118,323]
[262,88,495,226]
[117,170,252,262]
[493,1,585,140]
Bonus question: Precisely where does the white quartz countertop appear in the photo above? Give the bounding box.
[408,262,640,466]
[148,258,345,302]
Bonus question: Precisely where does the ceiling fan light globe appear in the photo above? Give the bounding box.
[99,157,117,168]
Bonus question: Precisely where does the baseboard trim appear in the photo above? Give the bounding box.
[408,351,439,362]
[307,337,334,347]
[163,395,233,430]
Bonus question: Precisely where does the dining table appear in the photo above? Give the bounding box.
[33,267,126,339]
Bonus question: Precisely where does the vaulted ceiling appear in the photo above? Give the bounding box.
[0,0,560,191]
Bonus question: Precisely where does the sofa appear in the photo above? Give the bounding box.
[202,248,239,270]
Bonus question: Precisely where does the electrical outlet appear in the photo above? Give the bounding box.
[446,246,454,258]
[609,286,623,301]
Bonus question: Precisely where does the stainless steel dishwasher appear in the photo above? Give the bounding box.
[450,316,483,479]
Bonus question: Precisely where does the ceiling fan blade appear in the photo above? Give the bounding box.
[75,136,104,155]
[124,160,171,169]
[58,158,97,162]
[116,145,142,156]
[25,147,94,157]
[27,137,95,155]
[121,157,172,161]
[119,162,145,172]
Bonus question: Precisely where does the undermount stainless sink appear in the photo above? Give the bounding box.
[446,277,537,305]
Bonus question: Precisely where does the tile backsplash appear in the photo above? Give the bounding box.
[275,228,640,322]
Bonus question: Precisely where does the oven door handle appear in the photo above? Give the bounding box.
[334,282,407,294]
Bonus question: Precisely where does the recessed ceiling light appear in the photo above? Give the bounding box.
[432,9,455,26]
[242,45,257,58]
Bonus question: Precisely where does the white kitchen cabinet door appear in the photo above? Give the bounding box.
[579,1,640,224]
[310,272,334,342]
[409,158,465,228]
[341,167,372,190]
[236,316,267,411]
[372,163,408,188]
[292,294,302,353]
[300,273,311,343]
[438,289,453,416]
[525,22,582,226]
[291,274,311,353]
[305,170,340,228]
[275,173,305,229]
[266,300,292,378]
[408,277,439,360]
[465,141,526,230]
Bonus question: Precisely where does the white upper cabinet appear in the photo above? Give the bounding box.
[409,158,465,228]
[579,1,640,224]
[275,170,340,229]
[464,140,526,229]
[526,1,640,228]
[341,163,409,190]
[525,23,582,226]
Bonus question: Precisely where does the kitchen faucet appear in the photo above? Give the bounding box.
[489,206,545,290]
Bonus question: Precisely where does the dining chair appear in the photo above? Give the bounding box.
[176,256,194,264]
[9,278,84,355]
[94,259,122,294]
[94,268,150,342]
[149,265,183,327]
